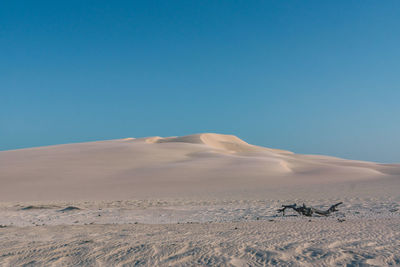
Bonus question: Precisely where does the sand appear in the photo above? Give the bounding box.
[0,133,399,266]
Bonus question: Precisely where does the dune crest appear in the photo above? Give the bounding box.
[153,133,256,153]
[146,133,293,154]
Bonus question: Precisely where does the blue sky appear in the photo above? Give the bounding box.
[1,1,400,162]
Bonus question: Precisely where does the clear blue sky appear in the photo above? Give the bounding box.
[1,1,400,163]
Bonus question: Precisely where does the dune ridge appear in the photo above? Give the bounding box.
[144,133,293,155]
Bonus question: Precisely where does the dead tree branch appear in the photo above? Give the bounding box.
[277,202,343,217]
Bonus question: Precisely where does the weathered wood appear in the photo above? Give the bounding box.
[277,202,343,217]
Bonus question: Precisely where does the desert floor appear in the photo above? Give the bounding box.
[1,195,399,266]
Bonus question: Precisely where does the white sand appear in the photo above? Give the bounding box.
[0,133,399,266]
[1,133,399,201]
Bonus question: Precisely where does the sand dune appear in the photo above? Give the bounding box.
[0,133,398,201]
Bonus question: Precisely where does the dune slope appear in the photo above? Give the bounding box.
[0,133,398,201]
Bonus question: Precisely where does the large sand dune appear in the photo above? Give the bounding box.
[0,133,398,201]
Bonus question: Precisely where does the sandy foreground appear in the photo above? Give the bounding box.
[0,133,399,266]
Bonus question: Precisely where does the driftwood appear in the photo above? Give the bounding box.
[277,202,343,217]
